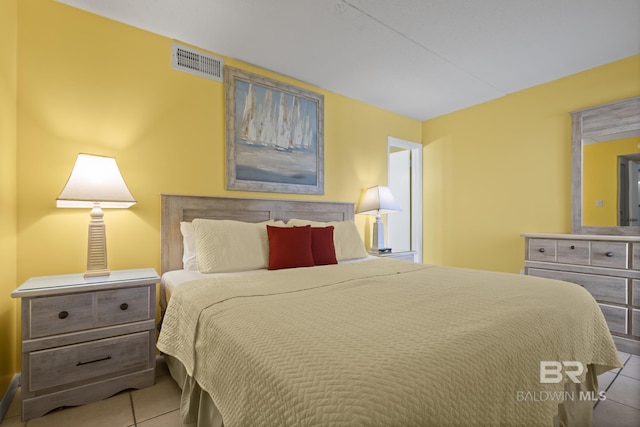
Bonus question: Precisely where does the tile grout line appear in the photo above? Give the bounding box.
[594,370,620,410]
[595,354,640,411]
[594,354,629,410]
[129,392,137,427]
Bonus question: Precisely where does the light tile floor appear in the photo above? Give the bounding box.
[593,352,640,427]
[1,353,639,426]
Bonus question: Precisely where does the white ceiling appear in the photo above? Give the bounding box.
[56,0,640,120]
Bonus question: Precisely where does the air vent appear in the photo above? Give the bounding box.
[171,42,223,82]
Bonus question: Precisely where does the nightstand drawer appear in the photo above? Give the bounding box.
[528,239,556,262]
[97,286,151,326]
[389,252,415,262]
[28,331,151,392]
[29,293,94,338]
[591,242,629,269]
[375,251,416,262]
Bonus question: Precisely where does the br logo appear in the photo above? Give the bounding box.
[540,361,584,384]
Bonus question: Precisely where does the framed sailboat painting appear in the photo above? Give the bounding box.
[225,66,324,195]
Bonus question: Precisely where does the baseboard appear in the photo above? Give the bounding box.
[0,373,20,423]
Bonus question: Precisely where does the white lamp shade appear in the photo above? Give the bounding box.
[57,154,136,208]
[356,185,401,215]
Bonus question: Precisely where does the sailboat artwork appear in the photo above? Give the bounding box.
[237,82,316,153]
[228,74,319,194]
[226,67,324,195]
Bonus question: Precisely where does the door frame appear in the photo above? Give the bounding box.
[388,137,423,263]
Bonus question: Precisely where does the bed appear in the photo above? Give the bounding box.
[157,194,622,427]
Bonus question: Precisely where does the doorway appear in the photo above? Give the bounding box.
[387,137,422,263]
[618,153,640,226]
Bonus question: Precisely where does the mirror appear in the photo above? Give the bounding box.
[583,137,640,226]
[572,96,640,235]
[617,153,640,226]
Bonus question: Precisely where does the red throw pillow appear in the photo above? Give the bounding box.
[310,226,338,265]
[266,225,315,270]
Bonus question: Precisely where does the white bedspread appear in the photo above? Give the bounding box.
[157,258,621,426]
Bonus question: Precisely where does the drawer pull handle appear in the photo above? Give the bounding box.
[76,355,111,366]
[570,245,575,250]
[605,252,614,257]
[120,303,129,311]
[58,311,68,319]
[538,248,545,253]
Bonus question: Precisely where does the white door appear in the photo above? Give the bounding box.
[388,150,411,252]
[387,137,422,262]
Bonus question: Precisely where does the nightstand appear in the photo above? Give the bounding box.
[11,268,159,421]
[372,251,416,262]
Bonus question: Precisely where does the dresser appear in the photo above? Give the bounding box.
[522,234,640,354]
[11,268,159,421]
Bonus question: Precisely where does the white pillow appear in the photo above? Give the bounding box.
[180,222,198,271]
[191,219,283,273]
[286,219,368,261]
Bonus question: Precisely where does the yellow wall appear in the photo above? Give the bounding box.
[14,0,420,324]
[422,55,640,272]
[583,136,640,226]
[0,0,19,394]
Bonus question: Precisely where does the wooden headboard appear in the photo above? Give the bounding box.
[160,194,355,274]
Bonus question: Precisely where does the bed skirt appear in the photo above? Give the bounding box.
[166,354,224,427]
[164,353,600,427]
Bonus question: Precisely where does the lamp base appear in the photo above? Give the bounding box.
[85,204,110,278]
[370,214,387,252]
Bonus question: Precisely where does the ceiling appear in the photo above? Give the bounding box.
[56,0,640,121]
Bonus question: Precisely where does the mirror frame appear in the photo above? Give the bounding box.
[571,96,640,235]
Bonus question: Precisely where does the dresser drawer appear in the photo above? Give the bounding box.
[633,280,640,307]
[556,240,590,265]
[528,269,627,304]
[28,331,151,392]
[591,242,629,269]
[528,239,556,262]
[599,304,628,335]
[633,310,640,337]
[96,286,151,327]
[29,293,94,338]
[634,244,640,270]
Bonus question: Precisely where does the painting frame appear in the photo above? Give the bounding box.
[225,66,324,195]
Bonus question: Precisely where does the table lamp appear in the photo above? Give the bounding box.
[356,185,401,253]
[57,153,136,277]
